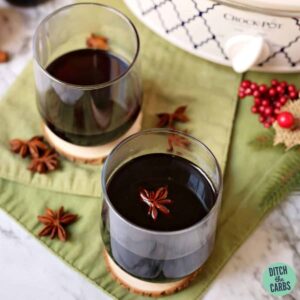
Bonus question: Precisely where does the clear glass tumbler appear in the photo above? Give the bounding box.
[101,129,223,283]
[33,3,141,146]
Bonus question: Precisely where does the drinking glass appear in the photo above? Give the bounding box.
[101,129,223,283]
[33,3,141,146]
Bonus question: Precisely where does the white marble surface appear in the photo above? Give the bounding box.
[0,0,299,299]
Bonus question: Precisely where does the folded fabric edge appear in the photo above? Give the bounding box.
[0,172,102,199]
[218,97,240,173]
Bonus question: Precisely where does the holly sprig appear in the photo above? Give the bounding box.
[240,78,300,209]
[239,79,299,128]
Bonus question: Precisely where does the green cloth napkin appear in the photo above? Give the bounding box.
[1,0,298,299]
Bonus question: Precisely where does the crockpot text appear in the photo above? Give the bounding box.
[224,13,282,29]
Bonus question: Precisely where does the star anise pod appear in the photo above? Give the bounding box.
[86,33,109,50]
[0,50,9,63]
[167,134,191,152]
[38,206,78,242]
[28,136,49,158]
[157,106,189,128]
[9,136,48,158]
[10,139,30,158]
[28,149,59,174]
[139,186,173,221]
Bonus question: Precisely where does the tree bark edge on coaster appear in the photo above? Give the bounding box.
[41,114,143,165]
[103,250,200,297]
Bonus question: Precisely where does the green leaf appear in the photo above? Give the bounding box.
[260,152,300,209]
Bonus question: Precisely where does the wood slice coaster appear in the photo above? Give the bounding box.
[42,113,142,165]
[104,250,200,297]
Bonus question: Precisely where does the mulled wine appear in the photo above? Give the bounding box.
[107,154,216,231]
[37,49,141,146]
[101,153,217,281]
[6,0,48,6]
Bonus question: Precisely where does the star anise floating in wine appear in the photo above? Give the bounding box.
[9,135,60,174]
[86,33,109,50]
[139,186,173,221]
[38,206,78,242]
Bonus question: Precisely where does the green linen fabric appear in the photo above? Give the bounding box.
[1,0,298,299]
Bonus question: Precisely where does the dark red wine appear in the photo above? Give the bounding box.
[102,153,217,281]
[107,153,215,231]
[6,0,48,6]
[38,49,141,146]
[47,48,125,86]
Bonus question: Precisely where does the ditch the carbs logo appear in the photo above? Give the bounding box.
[262,262,297,296]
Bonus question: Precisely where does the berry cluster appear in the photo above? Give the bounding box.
[239,79,299,128]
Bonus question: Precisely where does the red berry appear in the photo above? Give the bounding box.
[270,117,276,123]
[264,107,273,116]
[245,88,252,96]
[241,80,251,88]
[254,97,261,105]
[259,106,265,113]
[264,122,271,128]
[262,99,269,107]
[251,106,258,113]
[239,91,246,98]
[259,116,265,123]
[253,90,260,97]
[250,83,258,91]
[276,85,285,94]
[277,111,295,128]
[279,96,287,105]
[259,84,268,93]
[288,84,296,92]
[289,91,297,99]
[271,79,279,86]
[275,102,282,108]
[280,81,287,88]
[269,88,276,97]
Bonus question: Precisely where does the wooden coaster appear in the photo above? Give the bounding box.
[104,250,200,297]
[42,113,142,165]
